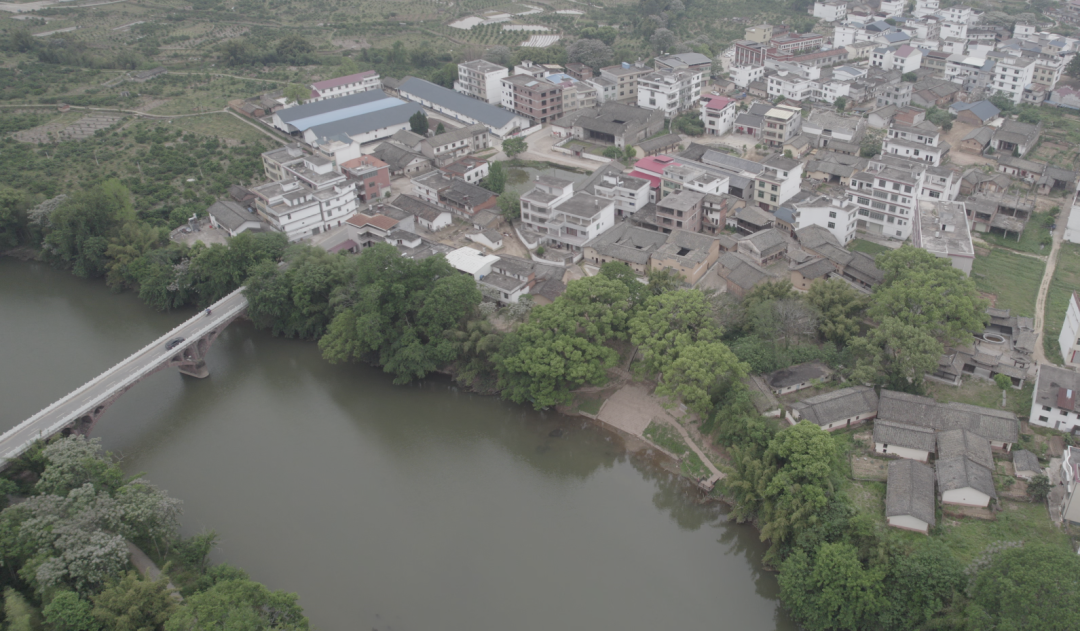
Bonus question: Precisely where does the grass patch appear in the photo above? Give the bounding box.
[976,211,1053,255]
[1043,242,1080,364]
[680,450,711,480]
[847,238,890,257]
[924,379,1033,417]
[935,500,1071,565]
[971,248,1045,317]
[643,420,689,456]
[845,479,887,526]
[577,397,604,415]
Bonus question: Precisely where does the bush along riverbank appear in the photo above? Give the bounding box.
[0,436,310,630]
[10,178,1080,630]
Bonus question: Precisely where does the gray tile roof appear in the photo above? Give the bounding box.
[766,361,831,389]
[638,133,683,153]
[206,200,257,232]
[878,390,1019,444]
[583,222,668,265]
[886,459,937,526]
[307,103,423,141]
[742,228,787,256]
[654,230,717,265]
[399,77,518,128]
[791,386,879,426]
[937,455,997,499]
[874,420,938,453]
[1012,449,1041,475]
[936,428,994,471]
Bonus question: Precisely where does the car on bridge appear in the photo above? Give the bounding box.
[165,337,185,350]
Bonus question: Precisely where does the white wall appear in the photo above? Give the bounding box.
[887,514,930,534]
[874,443,930,462]
[1060,293,1080,366]
[942,487,992,508]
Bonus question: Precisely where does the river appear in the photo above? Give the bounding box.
[0,259,794,631]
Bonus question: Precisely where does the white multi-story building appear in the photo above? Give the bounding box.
[812,1,847,22]
[767,66,817,101]
[251,153,360,241]
[592,171,651,218]
[455,59,509,105]
[940,5,977,25]
[700,95,739,136]
[879,0,905,18]
[662,163,729,197]
[1059,446,1080,524]
[913,0,940,18]
[940,21,969,41]
[730,64,766,88]
[848,164,921,239]
[1030,363,1080,432]
[791,195,859,245]
[520,176,616,252]
[308,71,381,102]
[751,155,803,213]
[587,75,618,103]
[990,55,1035,104]
[883,120,950,166]
[871,44,923,73]
[637,68,705,117]
[1059,292,1080,367]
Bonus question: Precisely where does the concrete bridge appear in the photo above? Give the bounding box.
[0,287,248,469]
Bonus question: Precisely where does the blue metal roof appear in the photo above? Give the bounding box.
[304,102,423,140]
[276,90,400,130]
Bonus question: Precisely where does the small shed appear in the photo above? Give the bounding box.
[765,361,831,395]
[886,459,937,534]
[937,456,997,508]
[1011,449,1042,480]
[469,229,504,251]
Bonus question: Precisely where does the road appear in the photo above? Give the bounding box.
[1031,201,1072,366]
[0,289,248,468]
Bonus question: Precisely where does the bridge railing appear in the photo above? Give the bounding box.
[0,287,248,464]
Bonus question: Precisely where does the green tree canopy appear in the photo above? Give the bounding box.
[967,544,1080,630]
[778,542,886,631]
[165,579,307,631]
[409,110,429,136]
[481,161,507,194]
[877,540,965,631]
[807,279,866,346]
[497,190,520,221]
[45,180,136,278]
[91,572,177,631]
[502,137,527,158]
[244,245,357,340]
[283,84,309,106]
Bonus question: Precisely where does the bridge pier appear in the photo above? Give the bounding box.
[168,325,226,379]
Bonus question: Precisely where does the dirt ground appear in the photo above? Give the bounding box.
[851,454,889,481]
[942,121,996,169]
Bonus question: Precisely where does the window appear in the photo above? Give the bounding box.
[829,211,836,218]
[1061,410,1068,415]
[1039,415,1049,422]
[1043,405,1052,411]
[828,221,835,229]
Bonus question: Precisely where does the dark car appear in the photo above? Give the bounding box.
[165,337,185,350]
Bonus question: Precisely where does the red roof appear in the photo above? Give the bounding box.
[311,70,377,94]
[704,96,736,111]
[634,155,679,175]
[328,239,358,253]
[346,213,398,231]
[340,155,389,171]
[1058,387,1077,412]
[628,170,661,189]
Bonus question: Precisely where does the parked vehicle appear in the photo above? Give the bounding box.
[165,337,185,350]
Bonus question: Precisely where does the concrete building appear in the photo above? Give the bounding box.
[744,24,774,43]
[206,200,266,236]
[339,154,392,203]
[1030,363,1080,433]
[501,74,564,125]
[637,68,705,117]
[912,200,974,275]
[653,52,713,80]
[790,195,859,245]
[272,90,421,146]
[1061,292,1080,367]
[848,166,920,239]
[871,44,923,73]
[583,223,669,275]
[412,169,497,218]
[700,95,738,136]
[1060,446,1080,524]
[455,59,509,105]
[812,0,847,22]
[752,154,803,213]
[427,123,492,166]
[550,101,664,149]
[520,176,616,253]
[308,70,381,102]
[649,230,722,284]
[883,120,950,166]
[761,104,802,149]
[991,55,1036,104]
[591,171,651,218]
[599,61,653,104]
[251,152,360,241]
[875,421,937,462]
[655,189,705,233]
[885,459,937,534]
[937,454,997,508]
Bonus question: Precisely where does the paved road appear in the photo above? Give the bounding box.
[0,289,248,468]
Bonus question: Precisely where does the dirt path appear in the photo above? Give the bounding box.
[1031,202,1072,366]
[126,541,183,600]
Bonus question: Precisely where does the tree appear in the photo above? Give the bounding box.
[496,275,632,408]
[849,317,943,392]
[409,110,429,136]
[877,540,965,631]
[165,579,308,631]
[567,38,613,70]
[275,36,314,63]
[44,591,97,631]
[318,244,481,384]
[45,179,136,278]
[0,186,32,250]
[659,341,748,415]
[243,247,357,340]
[219,40,252,66]
[778,543,886,631]
[807,279,865,346]
[901,71,917,82]
[435,122,445,135]
[673,112,705,136]
[483,45,512,66]
[481,161,507,194]
[630,289,721,375]
[871,245,988,345]
[749,298,818,350]
[497,190,520,221]
[92,572,177,631]
[860,131,883,158]
[1067,53,1080,80]
[4,588,43,631]
[967,544,1080,630]
[742,279,794,310]
[989,91,1016,114]
[650,28,676,53]
[1028,473,1052,501]
[283,84,309,106]
[502,136,527,158]
[833,96,847,111]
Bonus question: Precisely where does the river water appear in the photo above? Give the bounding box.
[0,260,793,631]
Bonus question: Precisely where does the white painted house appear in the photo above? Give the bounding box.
[874,421,937,462]
[790,195,859,245]
[885,459,936,534]
[308,70,381,102]
[1059,292,1080,367]
[1029,363,1080,433]
[812,0,847,22]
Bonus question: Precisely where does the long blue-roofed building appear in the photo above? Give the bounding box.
[272,90,423,146]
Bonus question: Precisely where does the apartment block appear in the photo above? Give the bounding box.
[455,59,509,105]
[637,68,705,117]
[500,74,564,124]
[599,61,652,104]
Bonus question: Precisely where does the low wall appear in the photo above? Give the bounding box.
[549,141,613,163]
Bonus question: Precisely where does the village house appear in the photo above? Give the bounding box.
[878,390,1020,451]
[1029,363,1080,433]
[737,228,788,266]
[949,100,1000,126]
[440,156,489,186]
[388,195,453,232]
[308,71,381,102]
[649,230,722,285]
[885,459,937,534]
[787,385,880,431]
[874,421,938,462]
[550,101,665,149]
[937,453,997,508]
[582,223,669,275]
[765,361,831,395]
[991,120,1042,156]
[715,251,776,298]
[1011,449,1043,481]
[1060,447,1080,524]
[959,127,993,155]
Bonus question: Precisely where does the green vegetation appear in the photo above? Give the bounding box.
[972,247,1045,317]
[643,420,689,456]
[845,239,889,256]
[924,379,1034,418]
[0,436,308,629]
[977,211,1054,254]
[1044,243,1080,364]
[502,137,527,158]
[577,397,604,415]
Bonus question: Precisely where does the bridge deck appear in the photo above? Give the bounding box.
[0,287,248,468]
